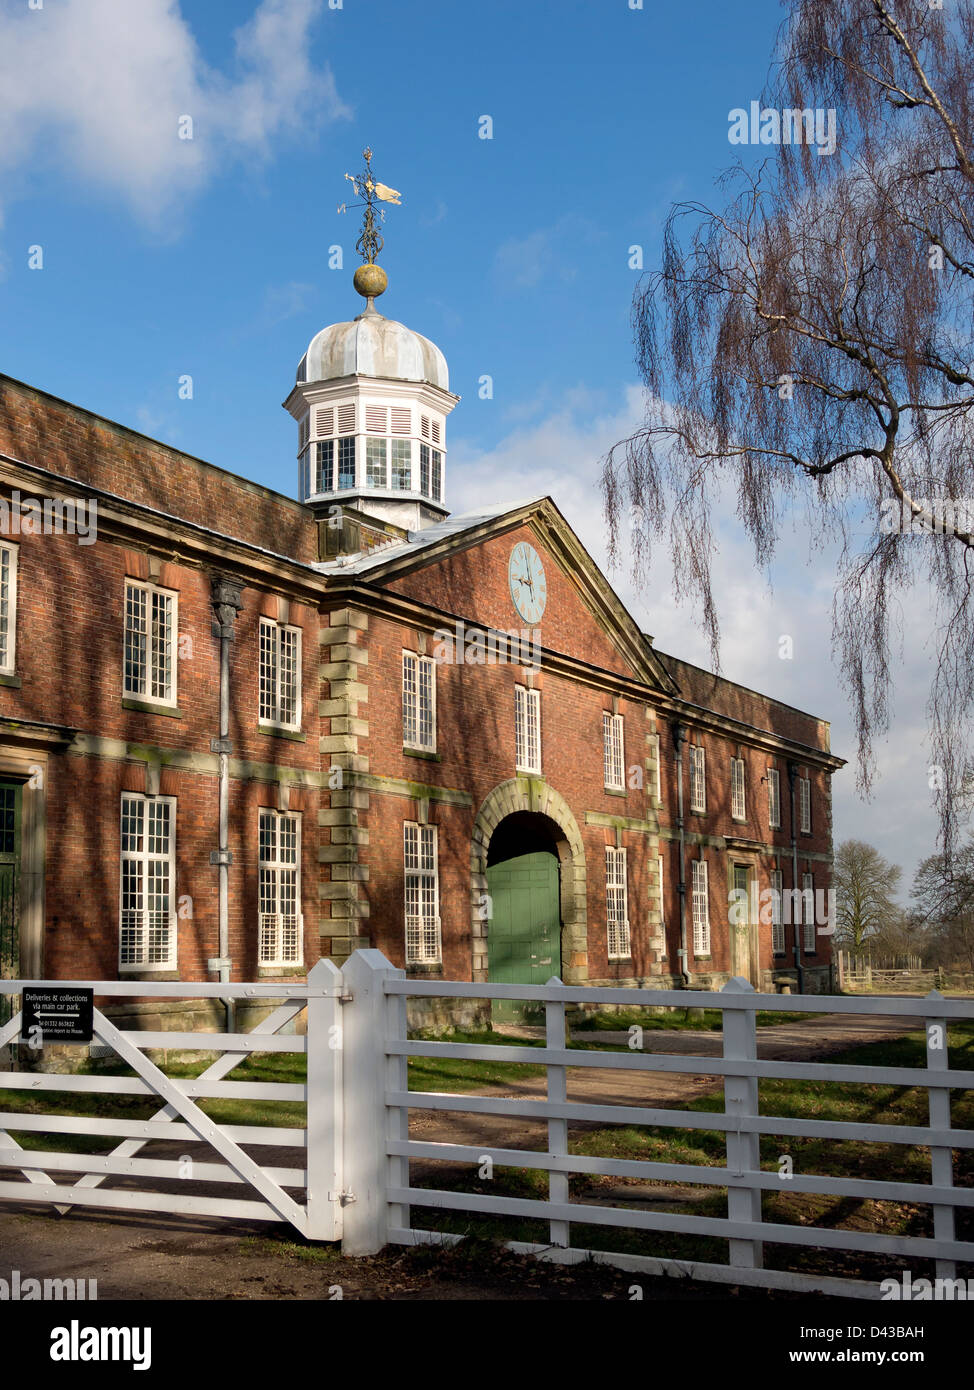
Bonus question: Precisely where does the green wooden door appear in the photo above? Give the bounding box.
[487,852,560,1023]
[0,782,21,1029]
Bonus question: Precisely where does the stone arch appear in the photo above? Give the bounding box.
[470,778,588,984]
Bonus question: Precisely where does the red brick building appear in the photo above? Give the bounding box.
[0,275,844,1018]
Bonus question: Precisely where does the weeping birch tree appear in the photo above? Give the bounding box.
[603,0,974,856]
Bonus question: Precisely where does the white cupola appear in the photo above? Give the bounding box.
[284,269,459,533]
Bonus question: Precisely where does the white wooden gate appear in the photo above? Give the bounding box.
[0,959,343,1240]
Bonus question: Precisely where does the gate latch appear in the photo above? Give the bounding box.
[329,1189,357,1206]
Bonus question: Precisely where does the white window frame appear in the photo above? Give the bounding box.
[606,846,631,959]
[799,776,812,834]
[802,871,816,951]
[404,821,441,965]
[515,685,541,774]
[258,808,303,967]
[0,543,18,675]
[119,793,177,971]
[691,857,710,955]
[124,579,178,707]
[768,767,781,829]
[652,733,662,802]
[771,868,785,955]
[731,757,746,820]
[259,618,302,731]
[603,712,625,791]
[402,651,436,752]
[689,743,707,813]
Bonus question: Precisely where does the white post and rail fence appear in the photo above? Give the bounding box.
[0,949,972,1298]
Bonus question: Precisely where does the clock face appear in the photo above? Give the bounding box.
[508,541,547,625]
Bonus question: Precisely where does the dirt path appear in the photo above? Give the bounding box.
[407,1011,918,1160]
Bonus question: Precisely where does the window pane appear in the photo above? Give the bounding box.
[260,621,277,722]
[337,437,355,489]
[0,548,11,668]
[124,584,147,695]
[315,440,333,493]
[390,439,411,490]
[279,627,300,727]
[402,653,417,747]
[417,657,435,750]
[366,438,387,488]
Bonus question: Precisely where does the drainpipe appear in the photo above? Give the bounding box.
[672,722,691,987]
[210,576,243,1030]
[787,760,805,996]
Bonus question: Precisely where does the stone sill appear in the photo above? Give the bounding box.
[258,724,306,743]
[604,788,628,799]
[117,969,181,981]
[0,672,22,689]
[408,963,444,977]
[258,966,307,979]
[122,698,182,719]
[404,747,441,762]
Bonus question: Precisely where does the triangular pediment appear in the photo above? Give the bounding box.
[332,497,677,692]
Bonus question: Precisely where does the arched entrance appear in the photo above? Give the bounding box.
[486,813,562,1022]
[469,779,588,1010]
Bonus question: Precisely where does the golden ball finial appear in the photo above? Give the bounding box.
[353,262,388,300]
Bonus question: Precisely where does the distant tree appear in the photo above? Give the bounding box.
[910,841,974,971]
[833,839,903,954]
[602,0,974,857]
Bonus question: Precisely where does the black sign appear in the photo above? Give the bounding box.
[21,987,94,1045]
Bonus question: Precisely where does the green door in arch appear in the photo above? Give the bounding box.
[487,852,560,1024]
[0,782,21,1029]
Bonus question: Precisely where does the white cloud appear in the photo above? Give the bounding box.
[449,389,943,896]
[0,0,348,232]
[493,215,601,290]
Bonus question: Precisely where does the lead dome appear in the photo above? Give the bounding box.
[296,309,449,392]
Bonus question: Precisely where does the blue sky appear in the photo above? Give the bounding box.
[0,0,942,895]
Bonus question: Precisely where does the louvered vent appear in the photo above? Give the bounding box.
[365,405,387,434]
[298,415,309,451]
[314,406,334,438]
[337,403,356,434]
[420,416,430,439]
[430,418,442,444]
[391,407,411,435]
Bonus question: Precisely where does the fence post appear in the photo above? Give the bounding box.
[305,957,344,1242]
[721,977,763,1270]
[544,978,569,1249]
[341,949,404,1256]
[925,989,956,1281]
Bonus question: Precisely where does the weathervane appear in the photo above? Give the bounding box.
[338,146,402,305]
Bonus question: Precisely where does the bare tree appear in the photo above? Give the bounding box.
[833,838,903,953]
[603,0,974,856]
[910,840,974,971]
